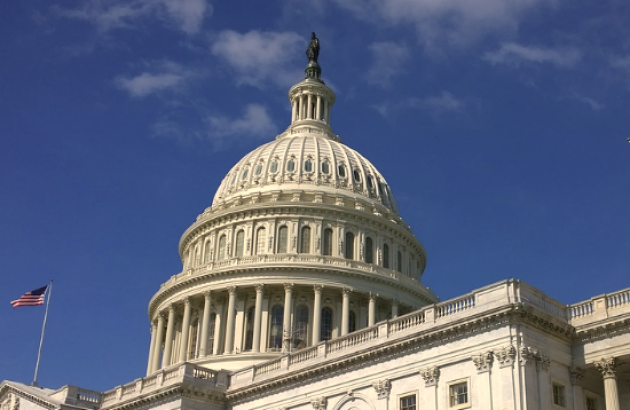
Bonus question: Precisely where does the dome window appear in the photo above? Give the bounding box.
[270,161,278,173]
[242,168,249,180]
[353,169,361,182]
[287,160,295,172]
[231,172,238,185]
[367,175,374,189]
[338,164,347,178]
[254,164,263,176]
[304,159,313,172]
[321,162,330,174]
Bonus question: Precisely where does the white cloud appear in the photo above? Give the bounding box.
[572,95,604,111]
[55,0,210,34]
[115,61,193,97]
[207,104,277,138]
[211,30,303,88]
[484,43,582,67]
[332,0,550,49]
[423,91,465,111]
[373,91,465,117]
[365,42,409,87]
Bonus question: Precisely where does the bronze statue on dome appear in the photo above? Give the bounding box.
[306,32,320,63]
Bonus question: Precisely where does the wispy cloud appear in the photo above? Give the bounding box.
[332,0,551,49]
[115,61,195,97]
[572,94,604,111]
[374,91,465,117]
[55,0,211,34]
[207,104,277,138]
[211,30,303,88]
[365,41,409,87]
[484,43,582,67]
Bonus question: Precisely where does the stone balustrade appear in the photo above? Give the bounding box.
[568,287,630,325]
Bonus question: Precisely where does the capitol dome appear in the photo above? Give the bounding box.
[144,37,438,373]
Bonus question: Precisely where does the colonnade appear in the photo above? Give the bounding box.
[291,93,331,125]
[146,284,408,375]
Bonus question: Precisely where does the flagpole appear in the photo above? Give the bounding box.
[32,280,53,387]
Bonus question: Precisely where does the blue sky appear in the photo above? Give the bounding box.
[1,0,629,392]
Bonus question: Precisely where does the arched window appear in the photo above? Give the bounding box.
[294,305,309,349]
[349,311,356,333]
[304,159,313,172]
[231,172,238,185]
[207,312,216,355]
[277,226,288,253]
[287,159,295,172]
[244,307,255,351]
[270,161,278,173]
[323,228,333,256]
[235,230,244,258]
[353,169,361,182]
[345,232,354,259]
[397,250,403,273]
[242,167,249,180]
[365,237,373,264]
[254,164,263,176]
[321,162,330,174]
[256,228,266,255]
[218,235,227,260]
[367,175,374,189]
[268,305,284,350]
[204,241,211,263]
[300,226,311,253]
[321,307,333,341]
[383,244,390,268]
[338,164,346,178]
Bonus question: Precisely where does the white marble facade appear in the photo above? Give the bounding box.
[2,49,630,410]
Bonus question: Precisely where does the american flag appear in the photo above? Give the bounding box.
[11,285,48,308]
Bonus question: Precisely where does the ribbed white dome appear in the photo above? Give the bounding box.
[212,133,399,214]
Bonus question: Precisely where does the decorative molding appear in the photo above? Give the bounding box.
[595,357,617,379]
[311,396,327,410]
[472,351,493,373]
[569,367,584,386]
[372,379,391,399]
[519,346,550,371]
[495,345,516,368]
[420,366,440,386]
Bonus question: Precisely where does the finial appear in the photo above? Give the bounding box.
[304,32,322,81]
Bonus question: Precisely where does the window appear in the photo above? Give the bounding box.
[300,226,311,253]
[553,384,566,407]
[204,241,211,263]
[268,305,284,350]
[365,237,373,263]
[304,159,313,172]
[218,235,227,260]
[255,227,266,255]
[278,226,288,253]
[270,161,278,173]
[353,169,361,182]
[244,307,255,351]
[586,397,597,410]
[287,159,295,172]
[235,230,244,258]
[397,250,402,273]
[338,164,346,178]
[207,312,216,354]
[449,382,468,408]
[321,162,330,174]
[242,167,249,180]
[400,395,416,410]
[188,319,198,359]
[294,305,309,349]
[231,172,238,185]
[254,164,263,176]
[349,311,356,333]
[367,175,374,189]
[323,228,333,256]
[321,307,333,341]
[345,232,354,259]
[383,244,390,268]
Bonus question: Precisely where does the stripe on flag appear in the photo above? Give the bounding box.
[11,285,48,308]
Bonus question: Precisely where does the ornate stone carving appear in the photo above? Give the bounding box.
[314,285,323,293]
[372,379,391,399]
[519,346,536,365]
[569,367,584,386]
[537,354,551,371]
[255,284,265,293]
[311,396,327,410]
[472,351,493,373]
[227,286,237,295]
[495,345,516,367]
[595,357,617,379]
[284,283,294,292]
[420,366,440,386]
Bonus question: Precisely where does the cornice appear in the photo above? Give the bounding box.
[0,385,57,410]
[572,317,630,343]
[226,303,572,402]
[102,385,226,410]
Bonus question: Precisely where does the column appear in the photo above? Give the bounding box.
[596,357,620,410]
[151,314,165,371]
[323,100,329,123]
[391,299,399,318]
[291,100,297,122]
[178,298,192,362]
[316,95,321,120]
[312,285,323,344]
[368,292,377,326]
[307,94,313,119]
[341,288,350,336]
[199,291,212,357]
[299,95,305,119]
[224,286,237,354]
[282,284,293,353]
[147,321,157,375]
[252,285,264,353]
[570,367,585,410]
[162,305,176,366]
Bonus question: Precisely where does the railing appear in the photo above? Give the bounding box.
[570,301,593,319]
[143,374,157,388]
[328,327,378,354]
[289,346,318,365]
[121,382,135,396]
[608,289,630,309]
[164,367,180,381]
[436,294,475,318]
[193,368,216,380]
[101,391,117,404]
[253,358,282,378]
[389,311,425,335]
[568,287,630,324]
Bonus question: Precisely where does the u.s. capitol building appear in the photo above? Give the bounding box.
[2,36,629,410]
